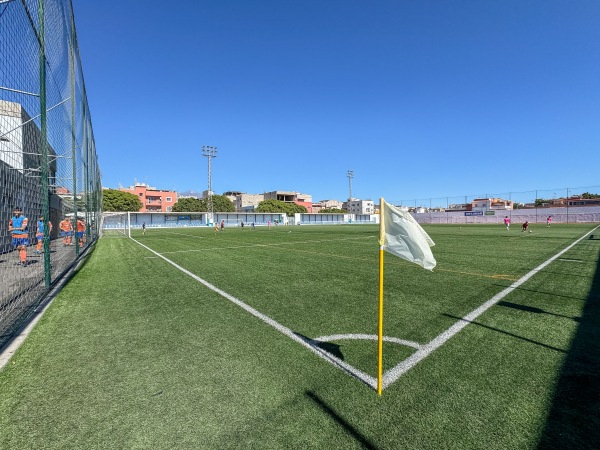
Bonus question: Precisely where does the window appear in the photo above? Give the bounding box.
[165,197,172,202]
[166,206,172,212]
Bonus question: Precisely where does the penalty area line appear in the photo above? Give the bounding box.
[383,224,600,389]
[130,238,377,390]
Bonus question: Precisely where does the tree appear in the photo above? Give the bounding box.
[581,192,600,199]
[172,195,235,213]
[320,208,346,213]
[256,199,288,213]
[286,203,308,215]
[172,197,203,212]
[256,199,307,216]
[207,195,236,212]
[102,189,142,212]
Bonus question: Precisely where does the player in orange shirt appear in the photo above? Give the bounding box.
[59,217,73,245]
[76,219,86,247]
[77,219,85,247]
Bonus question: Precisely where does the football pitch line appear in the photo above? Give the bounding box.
[156,231,206,239]
[131,238,377,389]
[382,224,600,388]
[156,235,375,254]
[131,225,598,391]
[437,268,518,281]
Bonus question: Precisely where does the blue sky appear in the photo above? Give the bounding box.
[74,0,599,204]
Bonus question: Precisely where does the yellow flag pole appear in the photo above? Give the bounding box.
[377,197,385,395]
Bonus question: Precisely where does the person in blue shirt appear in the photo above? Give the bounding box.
[36,215,53,254]
[8,207,29,266]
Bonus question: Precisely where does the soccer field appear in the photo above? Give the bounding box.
[1,223,598,449]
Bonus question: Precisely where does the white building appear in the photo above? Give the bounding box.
[319,199,343,209]
[0,100,59,251]
[344,198,374,214]
[472,198,514,211]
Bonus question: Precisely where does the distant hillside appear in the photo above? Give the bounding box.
[178,190,202,198]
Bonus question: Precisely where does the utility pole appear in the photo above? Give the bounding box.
[202,145,218,223]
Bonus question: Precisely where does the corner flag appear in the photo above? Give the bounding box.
[379,199,436,271]
[377,198,436,395]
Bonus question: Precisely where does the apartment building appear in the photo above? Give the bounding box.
[472,198,514,211]
[264,190,313,212]
[234,193,265,212]
[343,198,374,214]
[120,182,177,212]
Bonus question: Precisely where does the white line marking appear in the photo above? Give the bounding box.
[382,224,600,388]
[558,258,585,263]
[158,235,375,254]
[131,238,377,388]
[131,225,599,391]
[315,334,422,350]
[157,231,205,239]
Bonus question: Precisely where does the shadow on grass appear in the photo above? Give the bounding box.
[294,333,345,360]
[443,314,567,354]
[305,391,378,450]
[497,301,581,322]
[492,283,592,302]
[537,252,600,449]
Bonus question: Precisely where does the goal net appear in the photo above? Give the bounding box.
[100,212,130,238]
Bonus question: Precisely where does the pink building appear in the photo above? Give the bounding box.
[120,182,177,212]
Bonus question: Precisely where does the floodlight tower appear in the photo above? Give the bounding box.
[347,170,354,201]
[202,145,218,223]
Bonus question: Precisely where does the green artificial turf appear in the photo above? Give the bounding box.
[0,223,598,449]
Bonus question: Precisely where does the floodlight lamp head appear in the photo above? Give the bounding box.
[202,145,218,157]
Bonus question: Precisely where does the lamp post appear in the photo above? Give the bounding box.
[347,170,354,201]
[566,188,569,223]
[202,145,218,223]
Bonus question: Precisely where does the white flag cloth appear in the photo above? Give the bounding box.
[380,200,436,271]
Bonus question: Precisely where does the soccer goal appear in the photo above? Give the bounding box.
[100,212,131,238]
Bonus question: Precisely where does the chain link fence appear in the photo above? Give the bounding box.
[0,0,101,349]
[387,186,600,224]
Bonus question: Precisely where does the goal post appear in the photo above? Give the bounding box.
[100,212,131,238]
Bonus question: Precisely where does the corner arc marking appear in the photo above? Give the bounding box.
[314,334,422,350]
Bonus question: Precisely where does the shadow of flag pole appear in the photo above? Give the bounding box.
[377,198,437,396]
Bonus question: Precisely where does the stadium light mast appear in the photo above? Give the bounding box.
[202,145,218,223]
[347,170,354,201]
